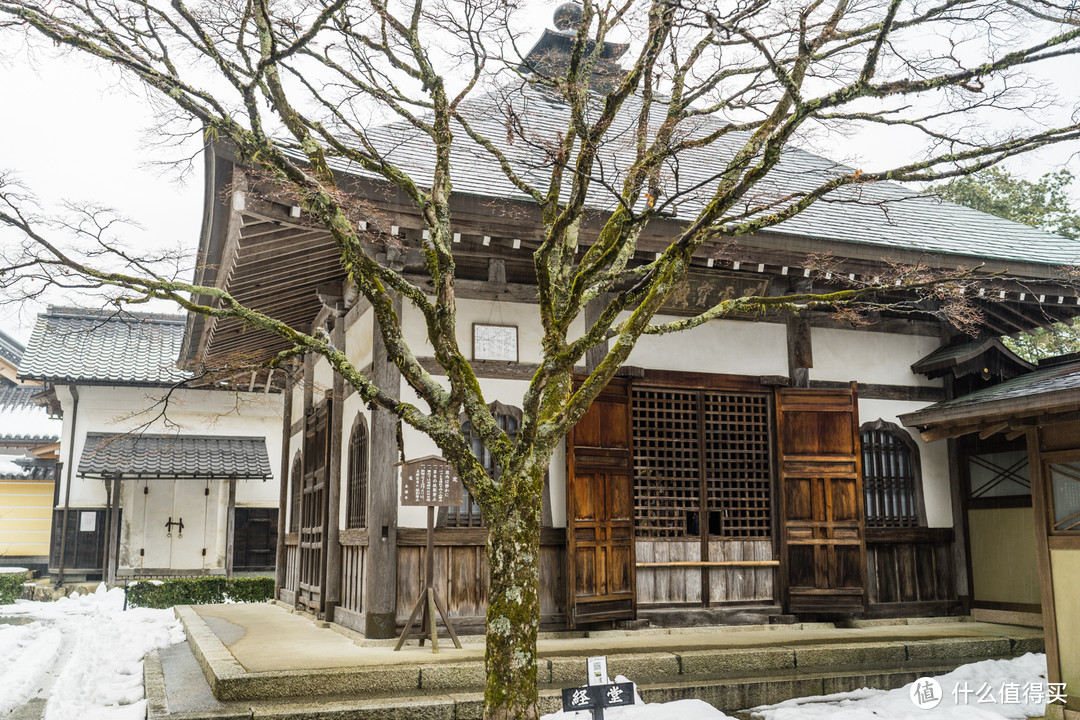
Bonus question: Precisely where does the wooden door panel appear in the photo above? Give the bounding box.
[566,378,636,627]
[777,386,867,616]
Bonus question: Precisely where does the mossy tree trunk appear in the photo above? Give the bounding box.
[480,460,547,720]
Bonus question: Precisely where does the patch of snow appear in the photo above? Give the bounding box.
[0,458,26,476]
[0,567,29,573]
[0,621,62,712]
[0,583,184,719]
[749,653,1049,720]
[542,655,1051,720]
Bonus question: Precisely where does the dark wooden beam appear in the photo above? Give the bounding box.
[809,380,943,402]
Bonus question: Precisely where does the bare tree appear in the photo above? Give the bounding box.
[2,0,1080,716]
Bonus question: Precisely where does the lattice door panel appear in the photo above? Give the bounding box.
[299,402,330,613]
[703,392,772,538]
[631,388,701,538]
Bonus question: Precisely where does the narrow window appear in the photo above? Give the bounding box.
[443,402,521,528]
[860,420,925,528]
[346,415,369,529]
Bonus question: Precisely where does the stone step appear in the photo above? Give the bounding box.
[157,605,1044,719]
[145,653,996,720]
[192,635,1042,702]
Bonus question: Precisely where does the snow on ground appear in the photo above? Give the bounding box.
[0,583,184,719]
[543,654,1053,720]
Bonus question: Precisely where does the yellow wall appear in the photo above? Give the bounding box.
[0,480,54,557]
[968,507,1041,606]
[1051,549,1080,709]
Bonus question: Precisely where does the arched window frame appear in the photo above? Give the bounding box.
[441,400,524,528]
[860,419,927,529]
[346,413,369,530]
[289,453,303,532]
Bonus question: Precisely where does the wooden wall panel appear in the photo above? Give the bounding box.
[393,537,565,627]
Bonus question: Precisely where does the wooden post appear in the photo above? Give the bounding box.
[225,478,237,578]
[366,293,402,638]
[106,476,121,585]
[324,317,346,621]
[584,295,609,374]
[101,477,113,583]
[275,375,294,598]
[786,316,812,389]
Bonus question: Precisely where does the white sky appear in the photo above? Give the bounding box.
[0,3,1077,343]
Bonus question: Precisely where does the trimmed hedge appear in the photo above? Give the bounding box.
[0,572,23,605]
[125,576,275,609]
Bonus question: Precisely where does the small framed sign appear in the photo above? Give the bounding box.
[80,511,97,532]
[473,323,518,362]
[400,455,464,507]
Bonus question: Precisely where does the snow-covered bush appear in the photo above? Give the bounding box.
[0,570,24,604]
[125,576,273,608]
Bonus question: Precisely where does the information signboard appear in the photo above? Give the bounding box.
[400,455,463,507]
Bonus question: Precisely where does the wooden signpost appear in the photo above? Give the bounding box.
[394,455,463,653]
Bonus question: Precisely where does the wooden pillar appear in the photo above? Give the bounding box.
[1027,429,1061,686]
[106,476,121,585]
[324,316,346,621]
[225,478,237,578]
[101,478,113,582]
[942,375,972,610]
[584,295,609,374]
[275,375,294,597]
[365,293,402,638]
[786,316,812,388]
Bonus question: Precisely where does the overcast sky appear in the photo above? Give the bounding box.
[1,4,1077,343]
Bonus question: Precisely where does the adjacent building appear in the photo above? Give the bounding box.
[0,330,60,570]
[18,307,283,582]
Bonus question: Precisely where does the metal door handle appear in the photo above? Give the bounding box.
[165,516,185,537]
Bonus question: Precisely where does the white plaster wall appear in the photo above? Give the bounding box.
[312,355,334,398]
[290,382,304,427]
[345,308,374,370]
[56,385,282,508]
[401,298,585,365]
[859,398,952,528]
[626,317,788,376]
[812,328,943,386]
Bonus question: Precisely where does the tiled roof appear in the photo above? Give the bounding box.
[0,330,24,366]
[19,307,190,386]
[301,84,1080,267]
[77,433,272,479]
[910,338,1033,377]
[900,362,1080,427]
[0,385,60,444]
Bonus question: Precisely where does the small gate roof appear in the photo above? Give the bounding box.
[77,433,272,480]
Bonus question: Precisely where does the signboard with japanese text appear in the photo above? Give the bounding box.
[560,682,635,715]
[400,455,463,507]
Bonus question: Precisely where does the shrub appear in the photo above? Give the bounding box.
[126,576,274,609]
[0,571,24,604]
